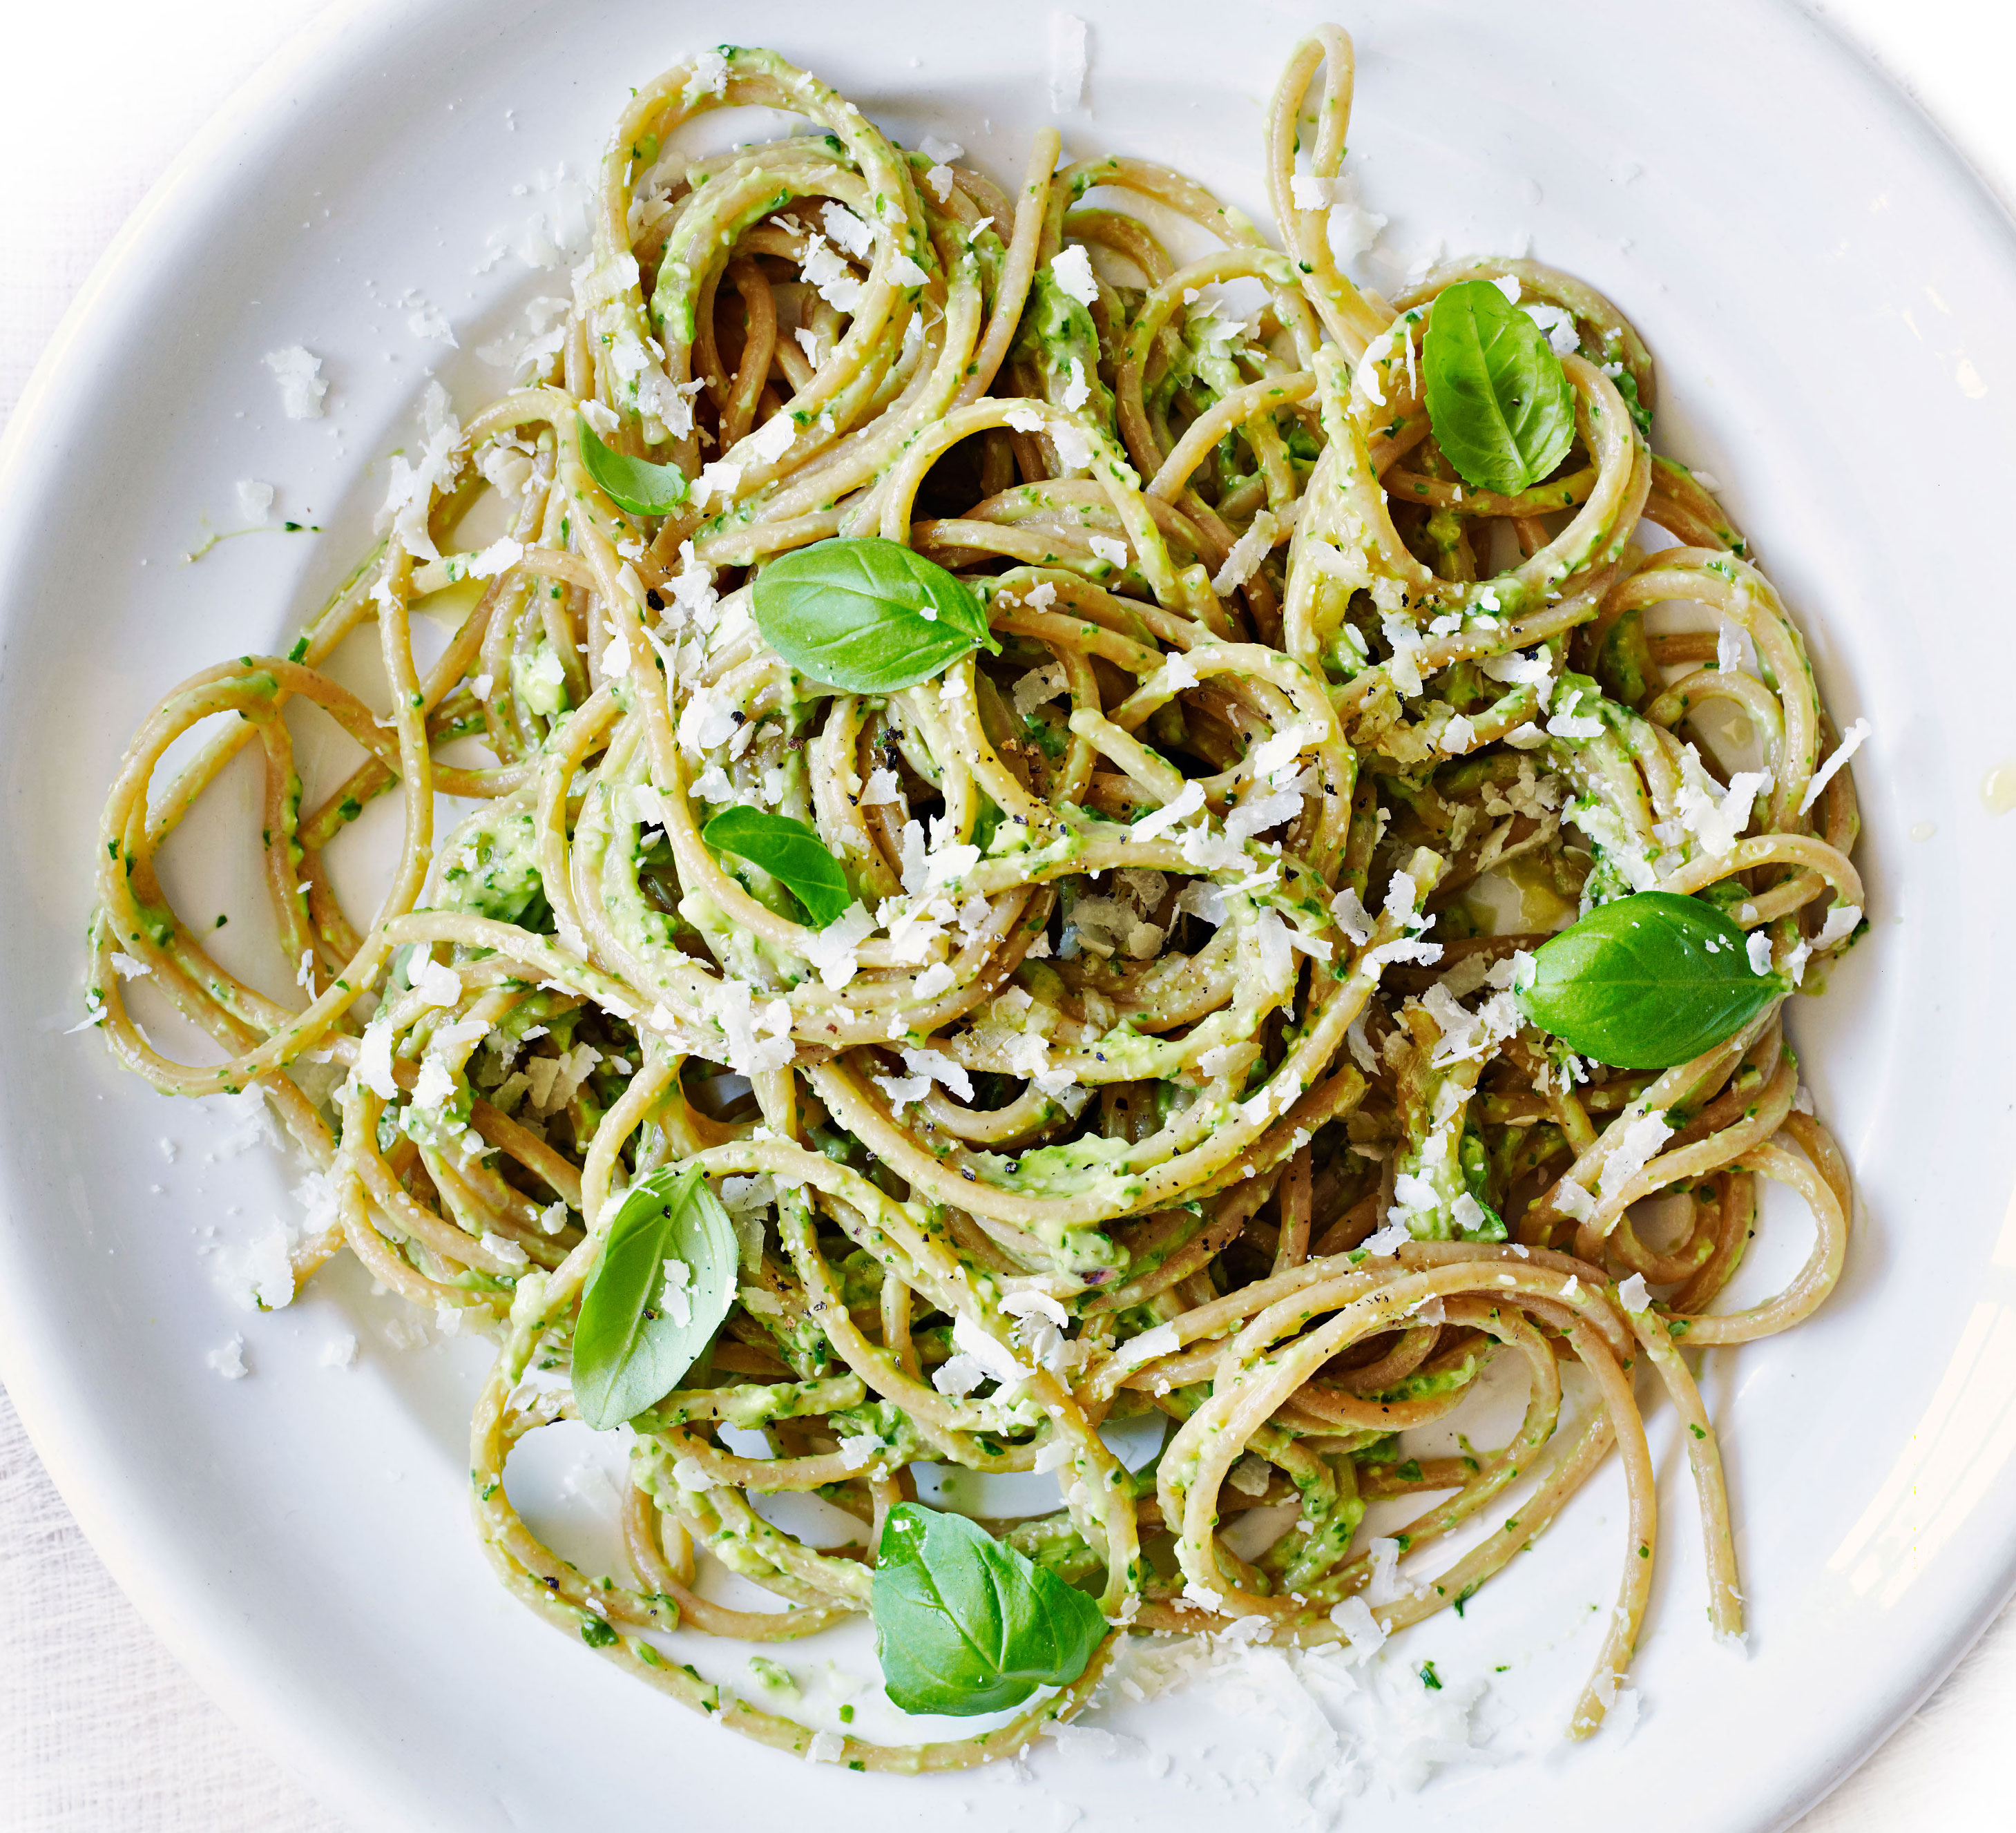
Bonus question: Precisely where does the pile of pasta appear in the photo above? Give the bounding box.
[90,30,1861,1767]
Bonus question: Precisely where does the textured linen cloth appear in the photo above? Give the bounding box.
[0,1392,347,1832]
[3,1,2015,1827]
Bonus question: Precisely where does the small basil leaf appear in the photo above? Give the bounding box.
[701,805,852,928]
[1421,279,1577,495]
[872,1502,1108,1716]
[751,537,998,694]
[573,1164,737,1429]
[1515,890,1785,1070]
[577,415,689,515]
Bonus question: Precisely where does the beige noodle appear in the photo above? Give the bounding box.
[86,30,1864,1763]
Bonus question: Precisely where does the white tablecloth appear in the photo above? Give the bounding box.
[4,2,2013,1825]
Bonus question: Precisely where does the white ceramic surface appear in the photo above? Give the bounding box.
[2,2,2013,1828]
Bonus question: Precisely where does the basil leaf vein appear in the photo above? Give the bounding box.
[701,805,853,928]
[573,1164,737,1430]
[1515,890,1785,1070]
[871,1502,1108,1716]
[578,416,689,516]
[1421,279,1577,495]
[751,537,997,694]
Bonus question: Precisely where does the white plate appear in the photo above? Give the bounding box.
[3,0,2013,1826]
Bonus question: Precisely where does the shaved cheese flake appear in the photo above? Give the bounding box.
[263,345,327,419]
[1554,1177,1595,1224]
[1050,243,1098,305]
[1131,780,1205,841]
[1211,510,1280,594]
[1600,1110,1673,1201]
[684,47,729,101]
[821,202,874,256]
[412,957,463,1007]
[1048,12,1089,113]
[800,903,876,989]
[356,1020,399,1100]
[1329,1594,1387,1661]
[951,1311,1032,1388]
[747,410,796,464]
[1365,1537,1421,1606]
[902,1046,974,1102]
[1717,620,1745,675]
[1799,718,1870,814]
[1252,908,1296,990]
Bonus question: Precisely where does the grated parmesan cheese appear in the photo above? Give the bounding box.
[1599,1109,1673,1200]
[1050,244,1099,306]
[262,345,327,419]
[1211,511,1280,595]
[1048,12,1089,113]
[1799,718,1870,814]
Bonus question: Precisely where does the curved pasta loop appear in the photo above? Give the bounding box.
[85,30,1868,1762]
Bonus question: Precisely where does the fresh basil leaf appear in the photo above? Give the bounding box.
[1515,890,1785,1070]
[577,415,689,515]
[751,537,998,694]
[872,1502,1108,1716]
[701,805,852,928]
[573,1164,737,1430]
[1421,279,1577,495]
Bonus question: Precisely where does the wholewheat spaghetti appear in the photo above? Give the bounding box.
[87,28,1863,1767]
